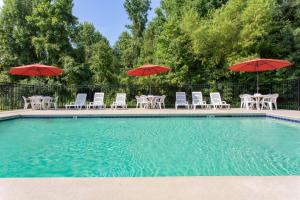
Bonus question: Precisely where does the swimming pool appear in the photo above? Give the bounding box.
[0,117,299,177]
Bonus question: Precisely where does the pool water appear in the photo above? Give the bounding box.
[0,117,299,177]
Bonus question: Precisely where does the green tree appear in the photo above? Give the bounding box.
[89,40,115,84]
[182,0,276,81]
[114,31,135,70]
[124,0,151,39]
[124,0,151,65]
[26,0,77,65]
[61,55,92,86]
[73,22,105,63]
[0,0,35,70]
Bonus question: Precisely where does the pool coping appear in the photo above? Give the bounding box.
[0,109,299,123]
[0,177,299,200]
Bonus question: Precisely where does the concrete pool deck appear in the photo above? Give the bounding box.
[0,108,299,199]
[1,177,299,200]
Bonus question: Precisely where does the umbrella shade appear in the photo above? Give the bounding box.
[9,64,64,77]
[229,58,292,93]
[127,64,171,76]
[229,58,291,72]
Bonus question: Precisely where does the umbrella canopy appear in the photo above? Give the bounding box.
[127,64,171,76]
[229,58,291,72]
[9,64,64,77]
[229,58,291,93]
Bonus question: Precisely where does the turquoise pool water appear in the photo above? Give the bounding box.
[0,117,299,177]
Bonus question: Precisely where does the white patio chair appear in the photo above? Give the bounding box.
[48,96,59,110]
[261,94,278,110]
[175,92,189,109]
[155,95,166,109]
[65,93,87,110]
[22,96,31,109]
[239,94,246,108]
[191,92,207,110]
[135,96,142,108]
[140,95,150,108]
[111,93,127,109]
[42,96,53,110]
[30,96,42,110]
[210,92,230,109]
[88,93,106,109]
[242,94,256,110]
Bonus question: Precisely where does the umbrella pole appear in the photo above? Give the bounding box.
[256,72,259,94]
[149,76,151,94]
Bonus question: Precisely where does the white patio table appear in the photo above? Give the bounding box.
[147,95,162,109]
[29,96,53,110]
[250,94,270,110]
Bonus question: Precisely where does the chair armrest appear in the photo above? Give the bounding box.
[202,101,207,104]
[222,101,227,104]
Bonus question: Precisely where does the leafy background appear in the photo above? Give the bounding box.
[0,0,299,87]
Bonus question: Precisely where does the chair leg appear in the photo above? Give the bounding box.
[269,102,273,110]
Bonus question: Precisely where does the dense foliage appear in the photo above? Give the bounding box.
[0,0,299,87]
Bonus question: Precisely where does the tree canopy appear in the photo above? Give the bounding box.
[0,0,299,86]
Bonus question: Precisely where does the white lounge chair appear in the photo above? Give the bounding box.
[261,94,278,110]
[88,93,106,109]
[175,92,189,109]
[111,93,127,109]
[65,93,87,110]
[210,92,230,109]
[191,92,207,110]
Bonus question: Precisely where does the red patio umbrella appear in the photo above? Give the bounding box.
[229,58,291,93]
[9,64,64,77]
[127,64,171,94]
[127,64,171,76]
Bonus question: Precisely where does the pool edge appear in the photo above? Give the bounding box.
[0,111,299,123]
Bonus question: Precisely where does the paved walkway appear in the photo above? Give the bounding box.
[1,177,299,200]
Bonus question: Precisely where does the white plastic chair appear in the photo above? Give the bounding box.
[140,95,150,108]
[210,92,230,109]
[30,96,42,110]
[111,93,127,109]
[135,96,142,108]
[261,94,278,110]
[48,96,59,110]
[240,94,256,110]
[42,96,53,110]
[65,93,87,110]
[175,92,189,109]
[88,93,106,109]
[239,94,246,108]
[155,95,166,109]
[191,92,207,110]
[22,96,31,109]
